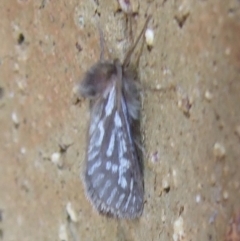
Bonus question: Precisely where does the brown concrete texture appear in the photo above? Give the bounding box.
[0,0,240,240]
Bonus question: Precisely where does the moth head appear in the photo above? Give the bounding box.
[79,62,117,99]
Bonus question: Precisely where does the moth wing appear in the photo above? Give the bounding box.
[84,81,143,218]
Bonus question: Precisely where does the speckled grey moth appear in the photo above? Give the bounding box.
[79,17,150,219]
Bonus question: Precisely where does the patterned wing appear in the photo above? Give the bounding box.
[83,80,144,218]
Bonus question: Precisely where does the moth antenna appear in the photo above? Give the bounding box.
[123,15,151,68]
[97,22,105,61]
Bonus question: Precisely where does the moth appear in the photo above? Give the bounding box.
[79,17,150,219]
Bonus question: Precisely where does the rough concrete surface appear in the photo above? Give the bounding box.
[0,0,240,240]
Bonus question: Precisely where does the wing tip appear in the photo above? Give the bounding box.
[82,176,144,219]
